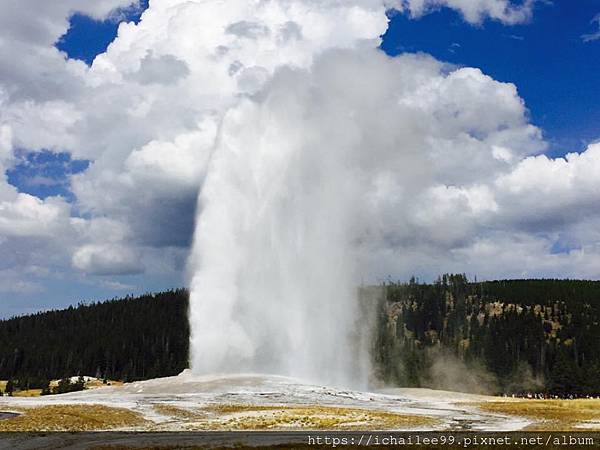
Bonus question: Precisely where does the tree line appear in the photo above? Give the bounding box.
[0,289,188,390]
[0,278,598,396]
[372,275,600,396]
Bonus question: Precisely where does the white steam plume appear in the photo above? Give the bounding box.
[186,0,396,387]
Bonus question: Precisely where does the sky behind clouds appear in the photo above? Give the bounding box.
[0,0,599,316]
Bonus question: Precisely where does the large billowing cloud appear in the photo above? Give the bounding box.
[0,0,598,310]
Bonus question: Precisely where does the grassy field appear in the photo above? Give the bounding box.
[204,404,438,430]
[5,389,43,397]
[0,404,147,431]
[0,402,436,432]
[152,403,438,431]
[477,399,600,431]
[153,403,209,421]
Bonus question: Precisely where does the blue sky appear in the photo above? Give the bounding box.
[382,0,600,155]
[7,151,89,201]
[55,0,148,64]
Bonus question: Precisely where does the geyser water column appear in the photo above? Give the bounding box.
[185,0,402,388]
[188,68,369,387]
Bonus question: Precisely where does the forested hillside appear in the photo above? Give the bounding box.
[0,278,598,396]
[0,289,188,389]
[373,275,600,396]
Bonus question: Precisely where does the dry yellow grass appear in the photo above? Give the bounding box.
[11,389,43,397]
[197,404,437,430]
[477,399,600,431]
[206,404,295,414]
[0,380,42,397]
[153,403,208,420]
[0,404,147,431]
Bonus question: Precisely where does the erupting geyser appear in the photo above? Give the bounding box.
[186,0,487,387]
[185,0,398,388]
[188,92,367,386]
